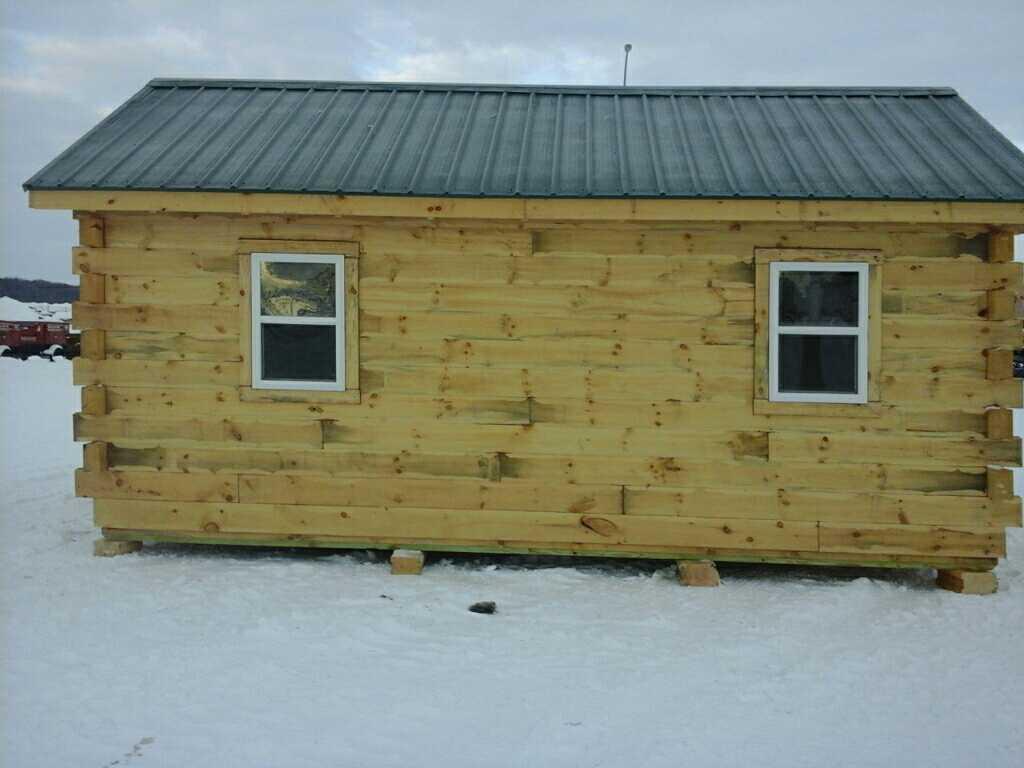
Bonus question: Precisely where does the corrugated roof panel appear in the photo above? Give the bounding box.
[685,96,736,195]
[514,92,537,194]
[164,89,261,189]
[91,87,206,188]
[157,88,254,188]
[302,88,376,191]
[746,96,802,196]
[797,97,886,197]
[272,89,361,191]
[210,89,296,188]
[867,96,960,198]
[748,96,809,197]
[561,94,582,194]
[518,91,553,195]
[776,96,848,197]
[886,98,989,199]
[757,96,825,197]
[407,90,458,193]
[230,88,314,190]
[382,90,434,193]
[189,89,281,188]
[448,90,496,194]
[642,97,671,193]
[485,91,524,195]
[434,91,476,193]
[125,87,232,188]
[842,97,934,198]
[24,79,1024,202]
[586,95,617,195]
[711,96,775,193]
[345,88,415,192]
[620,95,657,195]
[905,98,1007,198]
[54,87,174,187]
[658,97,701,195]
[943,97,1024,190]
[323,89,400,192]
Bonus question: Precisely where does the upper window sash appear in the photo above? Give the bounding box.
[250,252,345,392]
[768,261,869,404]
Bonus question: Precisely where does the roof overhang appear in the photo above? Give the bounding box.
[28,189,1024,228]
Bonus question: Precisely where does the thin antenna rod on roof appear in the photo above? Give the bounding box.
[622,44,632,86]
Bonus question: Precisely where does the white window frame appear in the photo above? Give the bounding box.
[769,261,868,404]
[251,252,345,392]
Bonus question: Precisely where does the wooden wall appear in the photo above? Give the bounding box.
[71,211,1023,570]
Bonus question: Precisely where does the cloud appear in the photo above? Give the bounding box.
[0,27,213,104]
[367,44,612,85]
[0,74,67,97]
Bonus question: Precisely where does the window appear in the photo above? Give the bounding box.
[251,252,345,391]
[769,262,869,404]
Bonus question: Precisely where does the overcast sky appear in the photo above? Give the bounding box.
[2,0,1023,281]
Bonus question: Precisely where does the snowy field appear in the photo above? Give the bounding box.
[0,295,71,322]
[1,358,1022,767]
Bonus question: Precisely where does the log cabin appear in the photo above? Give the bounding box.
[24,80,1024,592]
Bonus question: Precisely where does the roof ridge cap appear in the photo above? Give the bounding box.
[144,78,959,97]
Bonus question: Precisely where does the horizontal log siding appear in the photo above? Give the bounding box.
[71,212,1022,567]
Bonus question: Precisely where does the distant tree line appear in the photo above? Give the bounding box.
[0,277,77,303]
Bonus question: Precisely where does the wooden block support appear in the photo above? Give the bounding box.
[677,559,720,587]
[986,347,1014,380]
[79,273,105,304]
[987,408,1015,440]
[79,329,106,360]
[390,549,425,575]
[986,288,1022,321]
[485,452,504,482]
[81,385,107,416]
[936,569,997,595]
[82,442,109,473]
[93,538,142,557]
[77,213,106,248]
[988,231,1014,263]
[987,467,1015,500]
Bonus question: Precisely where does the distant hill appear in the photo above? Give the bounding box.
[0,277,77,303]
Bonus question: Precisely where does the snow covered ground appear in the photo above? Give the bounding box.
[1,358,1022,767]
[0,296,71,322]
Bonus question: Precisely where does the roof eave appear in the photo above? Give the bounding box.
[27,188,1024,227]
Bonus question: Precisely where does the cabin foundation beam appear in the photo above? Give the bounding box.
[935,569,997,595]
[390,549,425,575]
[93,538,142,557]
[677,559,720,587]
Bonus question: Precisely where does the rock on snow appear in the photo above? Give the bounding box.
[1,358,1022,767]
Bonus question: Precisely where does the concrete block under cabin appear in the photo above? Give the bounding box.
[678,560,720,587]
[390,549,425,576]
[93,539,142,557]
[27,79,1024,592]
[936,569,998,595]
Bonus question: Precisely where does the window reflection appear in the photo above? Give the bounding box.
[259,261,336,317]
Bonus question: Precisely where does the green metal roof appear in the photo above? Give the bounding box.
[24,79,1024,202]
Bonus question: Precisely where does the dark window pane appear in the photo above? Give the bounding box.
[779,334,857,394]
[260,261,336,317]
[261,324,336,382]
[779,270,858,327]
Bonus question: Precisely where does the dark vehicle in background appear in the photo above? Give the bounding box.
[0,320,78,359]
[1015,349,1024,379]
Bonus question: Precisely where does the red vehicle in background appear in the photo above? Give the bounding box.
[0,320,78,359]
